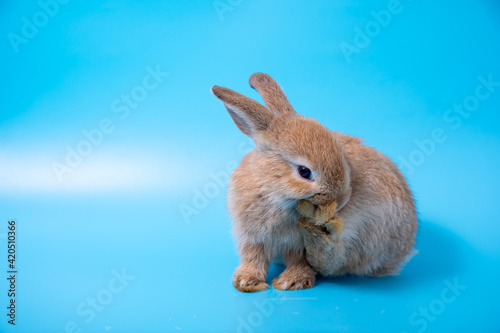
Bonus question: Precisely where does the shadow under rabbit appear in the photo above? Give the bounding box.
[266,220,475,291]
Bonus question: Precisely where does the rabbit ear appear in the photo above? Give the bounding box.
[249,73,296,115]
[211,85,275,137]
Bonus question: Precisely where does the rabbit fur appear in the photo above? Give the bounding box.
[211,73,417,292]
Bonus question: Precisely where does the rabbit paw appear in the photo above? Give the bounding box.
[297,203,343,275]
[272,265,315,290]
[233,267,269,293]
[296,199,343,235]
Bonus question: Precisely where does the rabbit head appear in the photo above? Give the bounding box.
[211,73,352,211]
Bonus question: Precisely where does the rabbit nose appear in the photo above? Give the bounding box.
[310,193,335,206]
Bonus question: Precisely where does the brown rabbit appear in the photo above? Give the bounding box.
[211,73,417,292]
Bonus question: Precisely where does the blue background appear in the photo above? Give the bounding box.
[1,0,500,332]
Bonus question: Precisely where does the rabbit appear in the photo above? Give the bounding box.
[211,73,417,292]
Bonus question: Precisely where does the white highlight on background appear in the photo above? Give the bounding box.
[0,149,185,194]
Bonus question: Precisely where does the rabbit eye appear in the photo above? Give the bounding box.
[298,166,312,180]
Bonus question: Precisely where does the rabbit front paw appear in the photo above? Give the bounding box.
[296,199,343,236]
[233,266,269,293]
[272,265,315,290]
